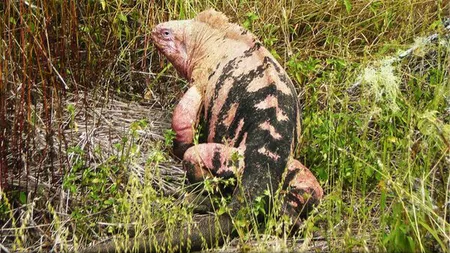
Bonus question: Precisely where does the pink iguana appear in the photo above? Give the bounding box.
[80,9,323,253]
[153,9,323,221]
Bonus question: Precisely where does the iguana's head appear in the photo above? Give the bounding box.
[151,9,258,81]
[151,20,191,79]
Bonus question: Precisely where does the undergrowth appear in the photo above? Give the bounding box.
[1,0,449,252]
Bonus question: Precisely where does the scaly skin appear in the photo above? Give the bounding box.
[153,9,323,219]
[79,9,323,253]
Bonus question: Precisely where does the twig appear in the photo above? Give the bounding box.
[0,243,11,253]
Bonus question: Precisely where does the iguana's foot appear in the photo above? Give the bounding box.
[282,160,323,228]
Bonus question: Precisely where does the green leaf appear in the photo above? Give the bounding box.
[344,0,352,14]
[217,205,228,215]
[9,17,17,25]
[19,192,27,204]
[100,0,106,11]
[163,129,176,147]
[429,20,442,30]
[118,13,127,22]
[418,220,446,251]
[104,198,114,206]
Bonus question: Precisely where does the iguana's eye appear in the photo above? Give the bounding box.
[161,29,171,38]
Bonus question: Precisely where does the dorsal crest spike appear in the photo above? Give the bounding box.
[194,9,259,43]
[194,9,229,29]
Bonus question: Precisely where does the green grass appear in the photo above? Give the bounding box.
[0,0,449,252]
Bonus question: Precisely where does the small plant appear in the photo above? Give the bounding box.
[63,147,122,235]
[163,129,176,148]
[243,12,259,30]
[66,103,77,130]
[0,192,12,223]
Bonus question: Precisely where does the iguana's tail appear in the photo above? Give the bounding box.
[78,214,233,253]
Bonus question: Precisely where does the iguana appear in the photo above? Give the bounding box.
[79,9,323,253]
[160,8,323,222]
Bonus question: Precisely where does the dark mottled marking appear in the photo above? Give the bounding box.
[243,42,261,57]
[212,150,235,179]
[205,57,240,136]
[202,53,299,208]
[212,149,222,171]
[285,187,318,217]
[208,71,216,80]
[183,161,199,183]
[213,56,297,148]
[225,157,238,169]
[173,142,194,160]
[207,62,223,81]
[283,168,299,189]
[264,56,281,72]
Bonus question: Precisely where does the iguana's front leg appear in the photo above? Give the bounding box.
[171,85,203,159]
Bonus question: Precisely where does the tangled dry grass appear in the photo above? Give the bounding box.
[0,90,180,249]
